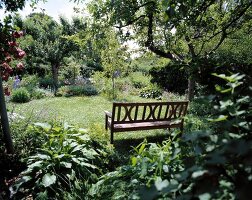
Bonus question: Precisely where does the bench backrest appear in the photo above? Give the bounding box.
[111,101,189,124]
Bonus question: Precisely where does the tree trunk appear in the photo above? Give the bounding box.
[187,77,195,101]
[51,63,60,94]
[0,76,14,154]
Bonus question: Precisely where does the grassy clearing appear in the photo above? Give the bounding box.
[9,95,171,142]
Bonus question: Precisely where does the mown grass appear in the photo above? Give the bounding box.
[8,95,172,143]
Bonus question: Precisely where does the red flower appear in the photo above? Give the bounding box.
[17,62,24,71]
[13,31,24,38]
[5,56,12,63]
[8,41,18,47]
[2,74,9,81]
[14,48,26,59]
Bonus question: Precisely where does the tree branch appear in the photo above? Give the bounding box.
[114,15,146,28]
[145,10,174,59]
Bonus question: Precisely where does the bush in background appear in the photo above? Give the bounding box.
[19,75,39,92]
[149,63,188,95]
[56,84,98,97]
[139,84,163,99]
[38,75,54,89]
[31,87,54,99]
[129,72,151,89]
[11,87,30,103]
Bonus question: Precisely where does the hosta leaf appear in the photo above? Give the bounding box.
[155,177,169,191]
[34,122,51,130]
[42,173,56,187]
[192,170,208,179]
[36,154,51,160]
[81,162,97,169]
[27,161,43,170]
[79,128,88,133]
[60,161,72,168]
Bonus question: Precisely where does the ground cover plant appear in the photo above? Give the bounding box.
[10,122,116,199]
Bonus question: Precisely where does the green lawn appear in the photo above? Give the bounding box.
[9,95,170,143]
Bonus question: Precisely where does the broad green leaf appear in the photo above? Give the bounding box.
[60,161,72,168]
[42,173,56,187]
[138,143,146,154]
[27,161,43,169]
[208,115,228,122]
[192,170,208,179]
[155,177,169,191]
[34,122,51,130]
[36,154,50,160]
[199,193,211,200]
[52,127,61,132]
[131,156,138,166]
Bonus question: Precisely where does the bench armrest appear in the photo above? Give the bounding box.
[104,111,112,118]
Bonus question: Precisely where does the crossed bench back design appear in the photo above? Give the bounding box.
[105,101,189,144]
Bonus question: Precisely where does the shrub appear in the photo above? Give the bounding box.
[88,138,182,199]
[30,88,54,99]
[11,123,116,199]
[11,87,30,103]
[38,75,54,89]
[139,84,162,99]
[19,75,39,92]
[82,84,98,96]
[129,72,151,89]
[56,85,98,97]
[149,63,188,94]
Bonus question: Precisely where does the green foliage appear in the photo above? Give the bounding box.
[19,75,39,92]
[11,87,30,103]
[56,84,98,97]
[88,72,252,199]
[10,114,49,160]
[11,122,115,199]
[149,63,188,94]
[80,61,103,78]
[129,72,151,89]
[39,75,54,89]
[31,87,53,99]
[139,84,162,99]
[88,138,183,199]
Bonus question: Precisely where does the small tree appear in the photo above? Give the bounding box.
[0,0,29,153]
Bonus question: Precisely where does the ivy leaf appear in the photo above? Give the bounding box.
[42,173,56,187]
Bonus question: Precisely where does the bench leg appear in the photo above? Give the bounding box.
[110,130,114,144]
[105,115,108,130]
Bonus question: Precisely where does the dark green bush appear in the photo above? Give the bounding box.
[39,76,54,89]
[82,84,98,96]
[11,87,30,103]
[149,63,188,94]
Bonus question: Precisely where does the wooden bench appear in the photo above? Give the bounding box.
[105,101,189,144]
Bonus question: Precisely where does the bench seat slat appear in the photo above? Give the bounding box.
[112,121,182,132]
